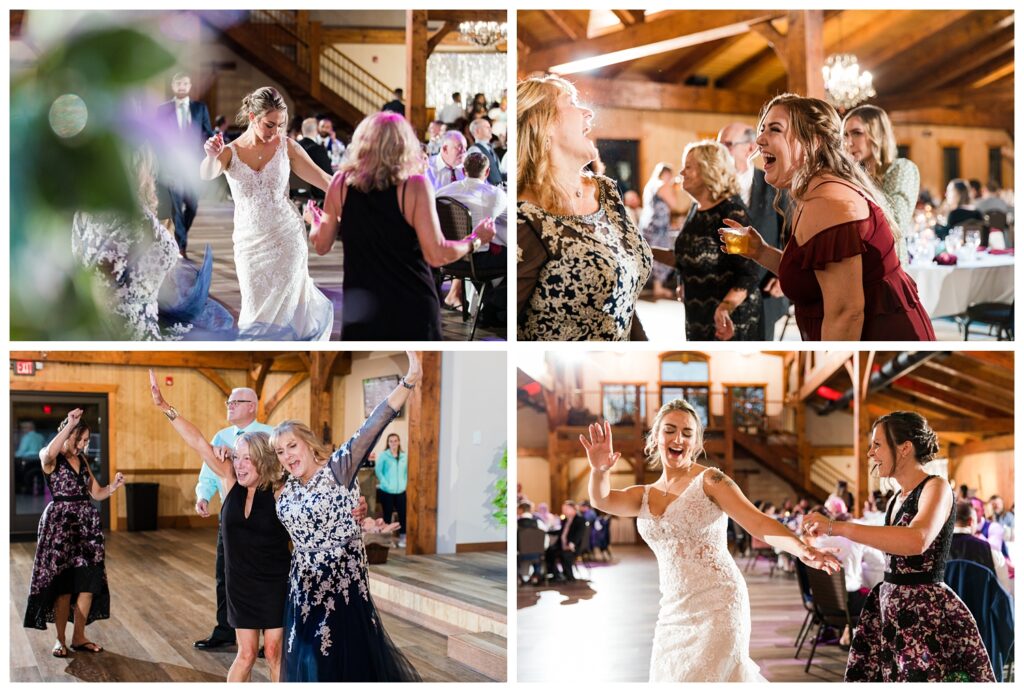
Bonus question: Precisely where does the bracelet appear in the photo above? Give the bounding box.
[719,301,738,314]
[827,517,834,537]
[163,406,179,421]
[468,234,482,252]
[400,377,416,390]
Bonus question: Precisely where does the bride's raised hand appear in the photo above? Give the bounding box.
[204,132,224,159]
[579,420,621,472]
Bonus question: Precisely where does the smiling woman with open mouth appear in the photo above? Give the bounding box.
[717,94,935,342]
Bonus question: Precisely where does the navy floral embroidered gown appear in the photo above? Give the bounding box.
[276,399,420,682]
[24,454,110,629]
[845,475,995,681]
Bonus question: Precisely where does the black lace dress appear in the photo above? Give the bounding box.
[674,195,761,341]
[845,475,995,681]
[24,454,110,629]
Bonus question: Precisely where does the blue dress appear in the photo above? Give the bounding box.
[275,399,420,681]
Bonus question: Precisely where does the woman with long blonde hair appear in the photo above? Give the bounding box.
[517,75,652,340]
[582,400,840,681]
[842,104,919,264]
[721,94,934,341]
[309,112,494,340]
[648,140,762,340]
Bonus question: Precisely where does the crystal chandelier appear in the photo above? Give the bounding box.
[458,21,507,50]
[822,53,876,111]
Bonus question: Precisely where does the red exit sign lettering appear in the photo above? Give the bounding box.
[15,361,36,375]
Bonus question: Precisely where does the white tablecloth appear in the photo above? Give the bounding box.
[905,253,1014,318]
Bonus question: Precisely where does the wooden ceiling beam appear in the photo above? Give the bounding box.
[886,380,989,418]
[613,10,646,27]
[321,27,468,47]
[798,351,853,401]
[427,10,507,23]
[876,82,1014,113]
[717,46,776,89]
[543,10,586,42]
[864,393,964,423]
[896,371,1013,415]
[927,26,1014,91]
[953,434,1015,458]
[924,356,1014,393]
[961,56,1015,90]
[927,418,1014,434]
[855,10,972,75]
[878,10,1013,92]
[572,75,766,114]
[886,107,1013,133]
[10,350,308,372]
[655,35,745,84]
[522,10,784,74]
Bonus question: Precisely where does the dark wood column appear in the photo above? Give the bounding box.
[407,351,440,555]
[853,352,872,517]
[405,10,429,137]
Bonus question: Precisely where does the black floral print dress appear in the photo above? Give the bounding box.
[276,398,420,682]
[517,175,653,340]
[845,475,995,682]
[674,195,761,341]
[24,454,110,629]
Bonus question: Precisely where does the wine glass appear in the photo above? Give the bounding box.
[964,229,981,258]
[946,226,964,256]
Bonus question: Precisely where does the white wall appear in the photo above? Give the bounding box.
[342,352,408,451]
[437,352,508,553]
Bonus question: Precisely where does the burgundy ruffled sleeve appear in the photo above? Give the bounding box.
[797,220,868,271]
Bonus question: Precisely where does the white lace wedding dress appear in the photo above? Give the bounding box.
[223,136,333,340]
[636,468,766,682]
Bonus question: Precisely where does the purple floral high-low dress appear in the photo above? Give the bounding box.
[24,454,110,629]
[845,476,995,681]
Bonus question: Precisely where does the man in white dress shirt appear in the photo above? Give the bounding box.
[426,131,466,190]
[435,151,506,326]
[438,92,464,126]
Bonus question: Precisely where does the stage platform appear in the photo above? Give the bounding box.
[10,528,503,682]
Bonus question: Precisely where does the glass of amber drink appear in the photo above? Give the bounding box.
[722,226,750,255]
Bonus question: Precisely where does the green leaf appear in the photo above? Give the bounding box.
[49,27,176,85]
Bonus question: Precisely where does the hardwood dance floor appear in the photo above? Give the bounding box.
[10,529,490,682]
[517,544,846,682]
[188,201,506,341]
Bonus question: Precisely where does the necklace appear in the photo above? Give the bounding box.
[657,465,695,497]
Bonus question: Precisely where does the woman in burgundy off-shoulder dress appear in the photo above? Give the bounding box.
[718,93,934,341]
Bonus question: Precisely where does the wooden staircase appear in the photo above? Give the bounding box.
[731,429,830,501]
[206,10,394,134]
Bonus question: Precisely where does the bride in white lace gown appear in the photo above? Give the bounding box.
[582,400,840,682]
[200,87,333,340]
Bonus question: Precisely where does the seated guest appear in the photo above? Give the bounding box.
[843,105,919,265]
[426,131,466,190]
[649,140,761,340]
[437,151,507,325]
[936,178,984,238]
[467,119,505,186]
[951,501,1012,594]
[968,179,983,203]
[534,502,558,531]
[545,501,586,582]
[723,94,935,341]
[308,112,494,340]
[989,495,1014,537]
[975,181,1011,216]
[517,76,651,341]
[518,502,544,584]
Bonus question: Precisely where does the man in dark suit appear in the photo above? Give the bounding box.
[545,501,588,581]
[382,88,405,116]
[468,118,504,186]
[719,123,791,340]
[298,118,332,202]
[157,72,213,256]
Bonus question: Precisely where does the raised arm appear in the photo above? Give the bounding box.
[804,477,952,556]
[287,137,333,192]
[328,351,421,488]
[149,370,235,484]
[704,468,840,573]
[720,218,783,276]
[199,133,232,180]
[582,420,644,517]
[40,408,84,471]
[83,461,125,502]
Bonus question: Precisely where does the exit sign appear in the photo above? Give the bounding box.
[14,361,35,375]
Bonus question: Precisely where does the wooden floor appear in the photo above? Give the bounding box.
[517,544,846,682]
[10,529,492,682]
[187,200,506,341]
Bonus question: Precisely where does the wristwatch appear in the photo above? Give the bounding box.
[468,235,482,252]
[400,377,416,390]
[163,406,179,421]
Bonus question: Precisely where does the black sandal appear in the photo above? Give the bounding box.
[69,641,103,653]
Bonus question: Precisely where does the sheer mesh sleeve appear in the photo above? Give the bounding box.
[327,397,401,488]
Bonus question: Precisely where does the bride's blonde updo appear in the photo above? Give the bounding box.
[235,86,287,126]
[644,399,705,468]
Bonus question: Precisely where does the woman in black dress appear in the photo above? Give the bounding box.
[25,408,125,657]
[149,372,290,682]
[804,412,994,681]
[650,140,761,340]
[308,112,495,340]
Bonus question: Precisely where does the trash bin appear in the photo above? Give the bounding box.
[125,482,159,531]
